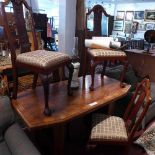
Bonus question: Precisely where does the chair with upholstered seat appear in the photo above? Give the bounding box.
[83,5,128,90]
[0,0,73,116]
[89,78,151,153]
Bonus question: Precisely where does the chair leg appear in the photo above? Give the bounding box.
[101,61,107,80]
[83,48,88,84]
[90,61,96,91]
[40,74,51,116]
[12,67,18,99]
[32,73,38,89]
[66,63,74,96]
[120,60,128,88]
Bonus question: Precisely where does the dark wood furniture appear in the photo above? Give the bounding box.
[89,78,151,154]
[0,0,73,116]
[85,5,114,38]
[121,39,144,50]
[12,75,130,155]
[83,5,128,91]
[125,49,155,82]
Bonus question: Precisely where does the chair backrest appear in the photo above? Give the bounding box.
[85,4,114,38]
[0,0,38,64]
[123,78,151,142]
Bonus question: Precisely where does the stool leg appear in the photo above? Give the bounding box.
[101,61,107,79]
[89,61,96,91]
[40,74,52,116]
[66,63,74,95]
[32,73,38,89]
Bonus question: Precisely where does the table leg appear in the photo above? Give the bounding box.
[108,102,115,115]
[52,124,66,155]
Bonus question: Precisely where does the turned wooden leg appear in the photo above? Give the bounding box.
[12,67,18,99]
[83,48,87,79]
[40,74,51,116]
[101,61,107,79]
[120,60,128,88]
[32,73,38,89]
[89,61,96,91]
[66,63,74,96]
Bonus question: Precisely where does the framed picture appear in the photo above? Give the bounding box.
[116,11,125,20]
[134,11,144,20]
[113,20,124,31]
[131,21,139,34]
[124,21,132,34]
[145,10,155,21]
[138,23,145,31]
[125,11,134,21]
[145,23,155,30]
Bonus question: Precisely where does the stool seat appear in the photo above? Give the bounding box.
[88,49,126,58]
[17,50,71,72]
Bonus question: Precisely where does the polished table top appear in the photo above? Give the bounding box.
[12,75,130,129]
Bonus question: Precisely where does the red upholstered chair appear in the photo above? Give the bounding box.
[83,5,128,90]
[0,0,73,116]
[89,78,151,153]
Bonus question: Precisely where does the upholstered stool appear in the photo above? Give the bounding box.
[16,50,73,116]
[16,50,71,72]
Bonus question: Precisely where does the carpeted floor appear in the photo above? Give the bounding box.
[8,75,42,93]
[18,75,41,92]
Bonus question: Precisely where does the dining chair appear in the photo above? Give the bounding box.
[83,5,128,90]
[0,0,73,116]
[89,78,151,154]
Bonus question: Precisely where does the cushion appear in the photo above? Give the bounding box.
[16,50,71,70]
[135,122,155,155]
[88,49,126,58]
[109,41,121,49]
[5,123,41,155]
[0,141,11,155]
[85,38,113,49]
[90,114,128,142]
[105,65,138,92]
[150,82,155,102]
[0,96,15,142]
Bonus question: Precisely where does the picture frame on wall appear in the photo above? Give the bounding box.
[138,23,145,31]
[145,23,155,30]
[116,11,125,20]
[124,21,132,34]
[125,11,134,21]
[113,20,124,31]
[145,10,155,21]
[134,11,144,20]
[131,21,139,34]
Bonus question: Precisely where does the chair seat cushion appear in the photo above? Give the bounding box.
[88,49,126,58]
[90,114,128,142]
[16,50,71,70]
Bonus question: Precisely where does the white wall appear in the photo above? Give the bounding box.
[59,0,77,55]
[113,2,155,39]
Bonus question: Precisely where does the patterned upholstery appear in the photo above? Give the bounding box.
[90,114,128,142]
[16,50,71,69]
[88,49,126,58]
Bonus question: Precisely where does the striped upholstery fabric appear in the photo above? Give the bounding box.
[88,49,126,57]
[16,50,71,69]
[90,114,128,142]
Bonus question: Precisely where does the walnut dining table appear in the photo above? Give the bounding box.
[12,74,130,155]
